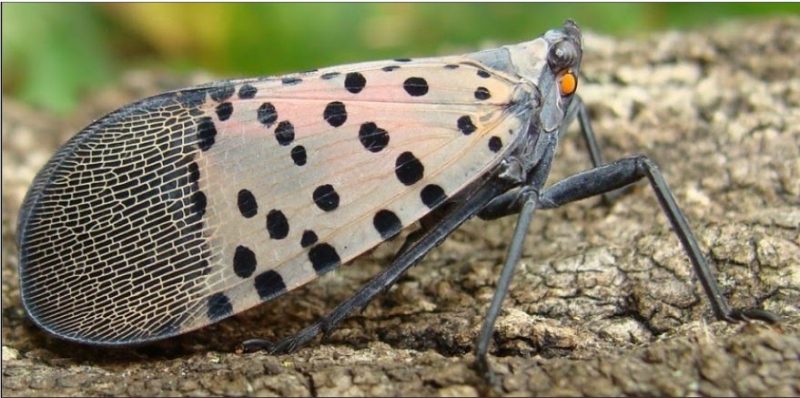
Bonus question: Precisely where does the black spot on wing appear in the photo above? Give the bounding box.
[282,77,302,85]
[266,209,289,240]
[345,72,367,94]
[457,115,477,135]
[178,89,207,108]
[196,117,217,151]
[420,184,447,209]
[475,87,491,100]
[395,151,424,186]
[238,84,257,99]
[210,83,235,102]
[291,145,307,166]
[233,245,257,278]
[321,72,340,80]
[207,293,233,321]
[489,136,503,152]
[257,102,278,128]
[255,271,287,300]
[237,189,258,218]
[274,121,295,146]
[301,230,318,248]
[188,162,200,183]
[215,102,233,121]
[403,77,429,97]
[323,101,347,127]
[382,65,400,72]
[309,243,340,274]
[358,122,389,153]
[313,184,340,212]
[191,191,207,216]
[373,209,402,239]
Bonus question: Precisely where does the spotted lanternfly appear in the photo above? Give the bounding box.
[18,21,777,379]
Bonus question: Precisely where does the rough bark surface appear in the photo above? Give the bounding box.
[2,18,799,397]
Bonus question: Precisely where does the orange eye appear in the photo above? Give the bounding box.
[559,70,577,96]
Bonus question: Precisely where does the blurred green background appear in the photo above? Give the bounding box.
[4,3,799,114]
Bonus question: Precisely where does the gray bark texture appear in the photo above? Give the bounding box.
[2,17,799,397]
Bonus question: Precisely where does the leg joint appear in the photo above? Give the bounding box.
[630,154,655,172]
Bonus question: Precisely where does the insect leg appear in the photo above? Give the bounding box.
[565,95,627,204]
[563,95,606,169]
[242,180,508,354]
[539,155,780,324]
[474,141,559,385]
[474,192,539,386]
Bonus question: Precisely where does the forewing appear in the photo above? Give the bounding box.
[18,57,534,344]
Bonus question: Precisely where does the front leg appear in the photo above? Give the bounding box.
[538,155,779,323]
[563,95,627,204]
[561,95,606,169]
[474,191,540,386]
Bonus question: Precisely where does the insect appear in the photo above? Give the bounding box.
[18,20,777,381]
